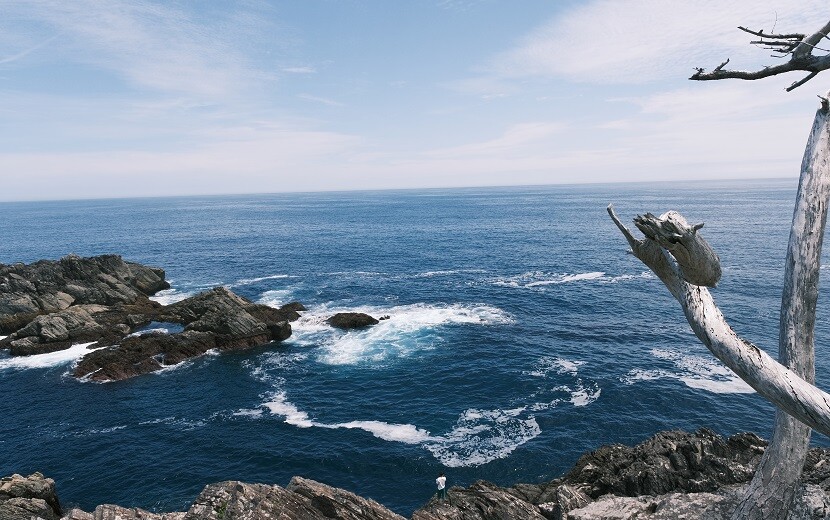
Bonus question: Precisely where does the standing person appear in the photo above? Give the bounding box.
[436,472,447,501]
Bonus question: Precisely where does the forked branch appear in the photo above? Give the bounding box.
[691,19,830,91]
[607,203,830,437]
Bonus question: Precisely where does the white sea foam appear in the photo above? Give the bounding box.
[232,408,264,418]
[0,335,7,341]
[262,392,315,427]
[260,390,540,467]
[425,407,541,467]
[525,357,585,377]
[287,302,512,366]
[621,348,754,394]
[412,269,488,278]
[138,416,207,430]
[149,288,193,305]
[257,289,296,308]
[335,420,434,444]
[0,342,98,371]
[494,270,652,289]
[233,274,292,286]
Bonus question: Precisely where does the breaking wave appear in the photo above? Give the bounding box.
[493,270,652,289]
[280,302,512,366]
[0,342,99,371]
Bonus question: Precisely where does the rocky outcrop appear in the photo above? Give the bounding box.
[285,476,405,520]
[61,478,404,520]
[6,429,830,519]
[0,255,304,382]
[559,428,765,497]
[0,472,62,520]
[327,312,379,329]
[72,287,300,382]
[410,428,806,520]
[0,254,168,335]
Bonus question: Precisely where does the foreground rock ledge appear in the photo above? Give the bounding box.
[7,429,830,519]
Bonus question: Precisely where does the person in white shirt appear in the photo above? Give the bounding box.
[436,472,447,501]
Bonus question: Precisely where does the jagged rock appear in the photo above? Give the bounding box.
[412,480,547,520]
[327,312,379,329]
[561,428,765,498]
[72,288,297,382]
[537,484,591,520]
[0,472,61,520]
[566,490,738,520]
[183,478,404,520]
[7,305,109,355]
[286,476,405,520]
[0,254,168,335]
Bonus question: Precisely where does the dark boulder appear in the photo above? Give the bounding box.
[327,312,379,329]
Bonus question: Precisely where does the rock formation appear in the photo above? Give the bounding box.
[0,255,302,382]
[327,312,380,329]
[0,472,62,520]
[7,429,830,519]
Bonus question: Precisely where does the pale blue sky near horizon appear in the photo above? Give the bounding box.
[1,0,828,201]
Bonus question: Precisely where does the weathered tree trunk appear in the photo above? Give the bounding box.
[731,98,830,519]
[609,98,830,520]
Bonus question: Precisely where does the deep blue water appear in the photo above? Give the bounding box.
[1,179,827,515]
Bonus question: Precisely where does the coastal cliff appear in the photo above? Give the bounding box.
[4,429,830,520]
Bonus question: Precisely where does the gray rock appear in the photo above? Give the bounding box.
[327,312,380,329]
[0,472,61,520]
[286,476,405,520]
[412,480,547,520]
[0,254,168,335]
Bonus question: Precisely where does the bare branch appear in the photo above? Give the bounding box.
[788,71,820,92]
[692,19,830,90]
[738,25,805,40]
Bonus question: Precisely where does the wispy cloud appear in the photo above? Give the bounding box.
[283,66,317,74]
[3,1,274,100]
[426,122,564,158]
[0,34,60,65]
[298,93,344,107]
[487,0,829,84]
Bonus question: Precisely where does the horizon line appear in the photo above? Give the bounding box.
[0,175,799,204]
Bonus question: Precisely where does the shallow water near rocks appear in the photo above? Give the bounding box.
[1,179,827,515]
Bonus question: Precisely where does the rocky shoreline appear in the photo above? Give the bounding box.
[0,255,382,382]
[3,429,830,519]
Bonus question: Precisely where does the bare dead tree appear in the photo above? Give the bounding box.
[610,17,830,520]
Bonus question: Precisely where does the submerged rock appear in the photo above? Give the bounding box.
[327,312,380,329]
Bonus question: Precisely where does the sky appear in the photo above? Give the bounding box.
[1,0,829,201]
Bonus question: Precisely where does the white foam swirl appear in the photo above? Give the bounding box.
[621,348,754,394]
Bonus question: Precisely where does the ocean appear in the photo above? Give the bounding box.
[1,178,826,516]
